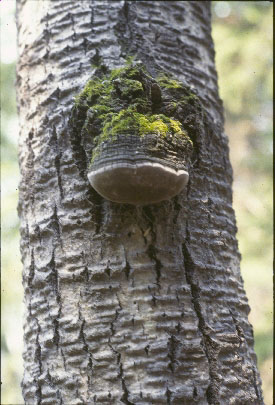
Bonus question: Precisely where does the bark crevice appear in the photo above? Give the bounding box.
[182,239,221,405]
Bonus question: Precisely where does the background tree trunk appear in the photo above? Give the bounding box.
[16,1,263,404]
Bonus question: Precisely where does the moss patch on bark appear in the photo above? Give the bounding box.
[71,61,205,165]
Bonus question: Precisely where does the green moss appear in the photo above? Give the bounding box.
[101,109,139,139]
[179,93,200,105]
[72,61,200,165]
[125,55,136,66]
[109,67,124,80]
[156,73,183,89]
[91,104,110,116]
[98,109,191,149]
[139,115,167,136]
[120,79,144,98]
[170,119,182,133]
[75,77,105,105]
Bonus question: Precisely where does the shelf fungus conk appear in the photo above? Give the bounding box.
[87,134,189,205]
[72,62,197,205]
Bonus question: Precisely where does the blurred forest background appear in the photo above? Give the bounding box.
[1,1,273,404]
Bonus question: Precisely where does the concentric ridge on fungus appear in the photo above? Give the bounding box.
[71,61,202,205]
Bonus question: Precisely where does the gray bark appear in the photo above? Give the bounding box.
[16,1,263,404]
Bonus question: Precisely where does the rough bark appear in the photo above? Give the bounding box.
[16,1,263,404]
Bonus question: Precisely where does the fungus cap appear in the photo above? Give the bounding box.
[88,132,190,205]
[88,161,189,205]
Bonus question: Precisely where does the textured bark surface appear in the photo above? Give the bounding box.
[16,1,263,404]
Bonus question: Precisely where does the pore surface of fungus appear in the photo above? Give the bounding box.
[71,62,203,205]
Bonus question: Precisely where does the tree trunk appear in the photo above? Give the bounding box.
[16,1,263,404]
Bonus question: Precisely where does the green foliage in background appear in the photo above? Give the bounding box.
[1,3,23,404]
[1,1,272,404]
[1,60,23,404]
[212,2,273,403]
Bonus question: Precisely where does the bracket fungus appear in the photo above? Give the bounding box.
[87,133,189,205]
[72,62,200,205]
